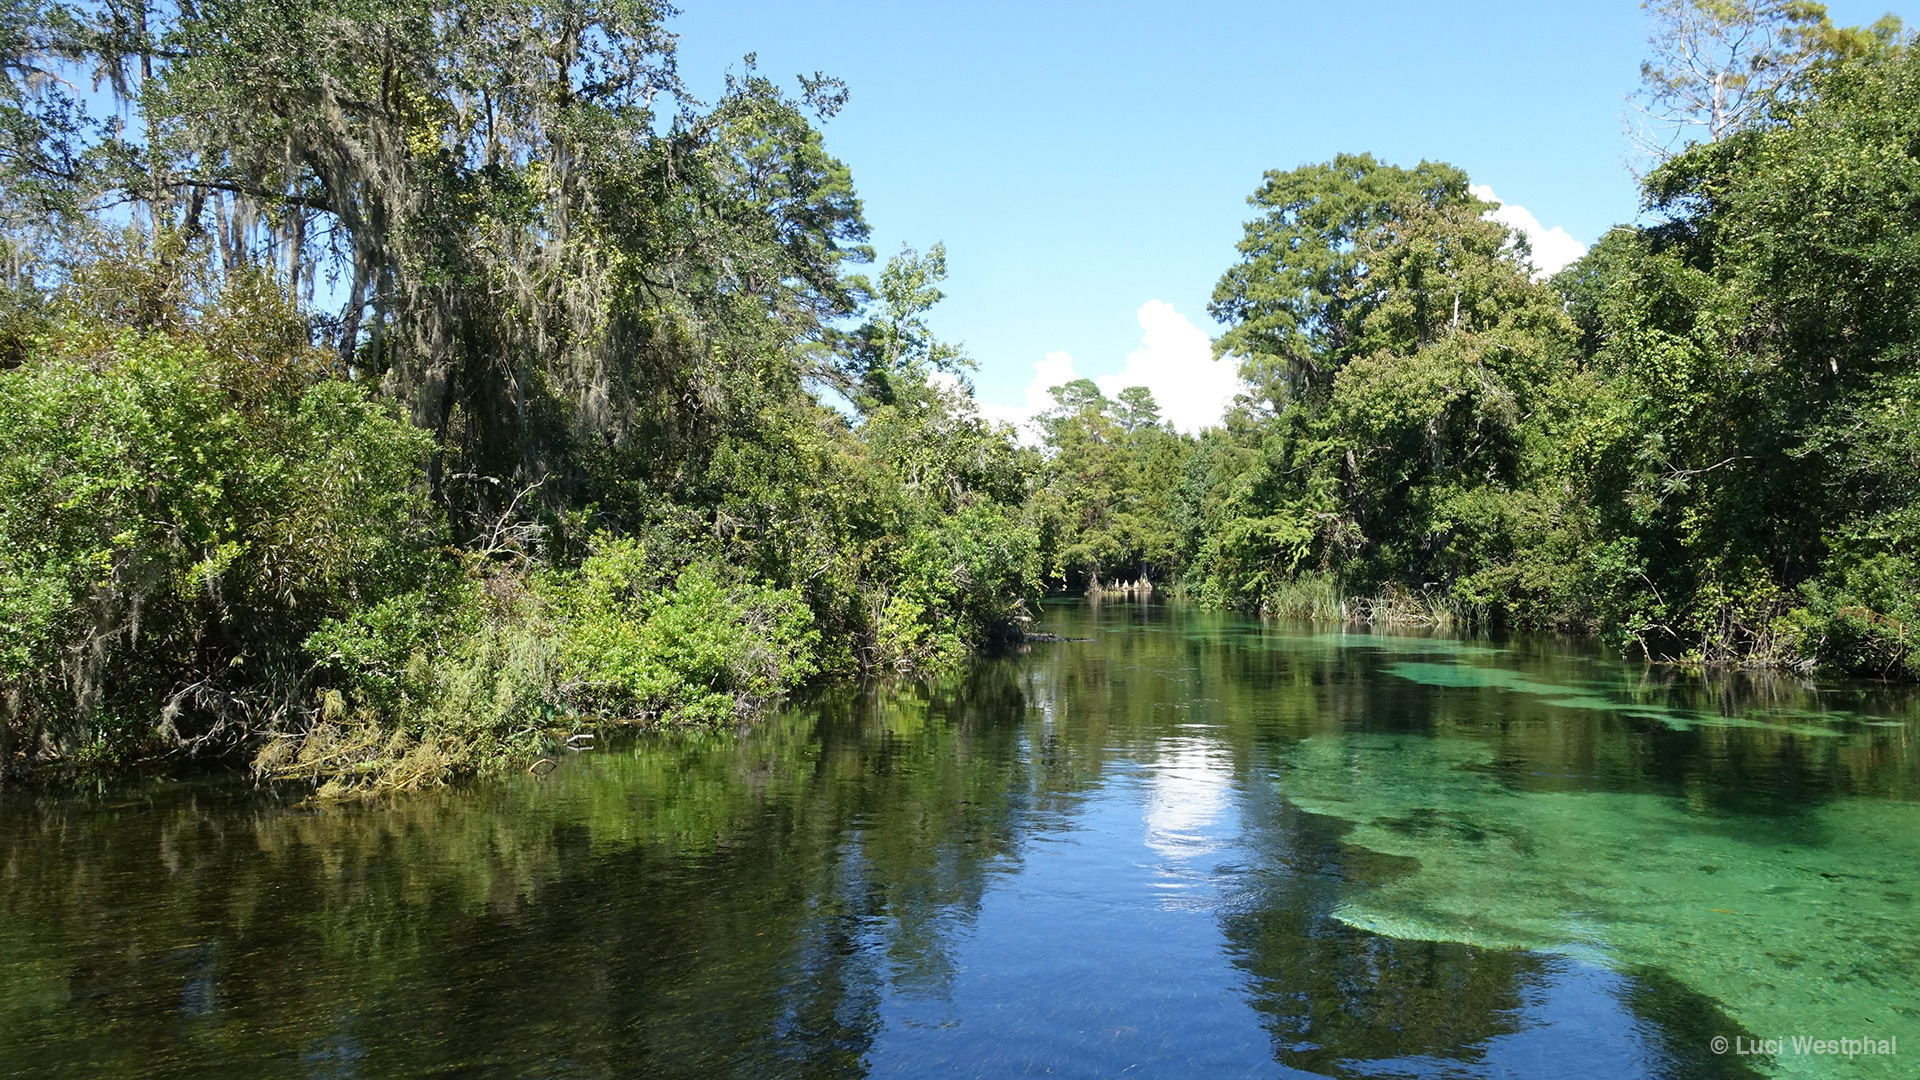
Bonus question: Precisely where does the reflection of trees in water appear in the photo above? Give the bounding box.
[1216,778,1538,1073]
[1215,780,1770,1079]
[1037,600,1920,814]
[0,666,1038,1079]
[1,602,1913,1077]
[1016,608,1543,1070]
[1029,602,1850,1078]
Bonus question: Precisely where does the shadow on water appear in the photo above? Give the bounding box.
[0,599,1913,1078]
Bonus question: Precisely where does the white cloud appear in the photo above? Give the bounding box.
[1093,301,1241,434]
[978,348,1078,441]
[1469,183,1587,279]
[982,302,1242,440]
[925,369,964,394]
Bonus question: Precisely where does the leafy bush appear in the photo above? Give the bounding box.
[287,536,819,793]
[0,300,434,776]
[554,540,818,723]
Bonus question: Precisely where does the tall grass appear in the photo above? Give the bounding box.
[1256,575,1485,629]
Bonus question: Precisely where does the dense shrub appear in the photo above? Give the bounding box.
[284,538,819,794]
[0,294,434,775]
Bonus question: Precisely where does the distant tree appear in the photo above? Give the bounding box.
[1046,377,1106,416]
[1114,386,1161,432]
[1630,0,1832,158]
[1033,381,1190,588]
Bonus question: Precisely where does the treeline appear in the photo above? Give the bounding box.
[5,1,1919,789]
[0,1,1039,789]
[1038,3,1920,679]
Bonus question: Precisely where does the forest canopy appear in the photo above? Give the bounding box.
[2,0,1917,790]
[1028,2,1920,679]
[0,0,1041,789]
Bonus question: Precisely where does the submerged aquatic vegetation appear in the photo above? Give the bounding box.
[1276,733,1920,1079]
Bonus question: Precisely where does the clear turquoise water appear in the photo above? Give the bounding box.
[2,601,1914,1078]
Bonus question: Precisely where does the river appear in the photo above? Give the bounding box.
[3,600,1915,1078]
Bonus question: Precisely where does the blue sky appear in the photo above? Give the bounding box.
[668,0,1903,430]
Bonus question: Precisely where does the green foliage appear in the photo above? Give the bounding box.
[555,545,818,724]
[1209,153,1481,408]
[1602,23,1920,672]
[1191,156,1578,618]
[0,0,109,257]
[1031,380,1191,590]
[280,365,1040,791]
[0,256,435,773]
[0,236,1039,789]
[1170,14,1920,678]
[16,0,1920,792]
[841,376,1042,669]
[845,243,972,405]
[0,7,1045,788]
[289,537,820,793]
[1632,0,1837,153]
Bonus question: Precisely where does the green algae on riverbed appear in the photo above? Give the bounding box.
[1277,733,1920,1079]
[1384,660,1856,736]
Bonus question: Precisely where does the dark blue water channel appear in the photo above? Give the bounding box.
[4,601,1916,1078]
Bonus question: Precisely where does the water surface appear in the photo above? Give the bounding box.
[3,602,1916,1078]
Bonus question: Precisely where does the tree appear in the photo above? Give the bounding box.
[1588,20,1920,667]
[1209,154,1478,410]
[846,242,970,406]
[1630,0,1833,158]
[0,3,1049,784]
[1197,155,1576,610]
[1113,386,1160,432]
[9,2,877,534]
[1033,381,1190,588]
